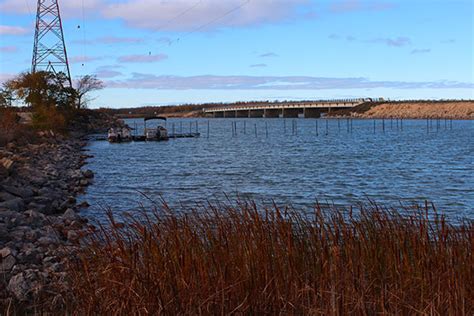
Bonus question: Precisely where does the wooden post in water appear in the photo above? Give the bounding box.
[295,120,298,135]
[254,123,257,137]
[265,122,268,138]
[180,121,183,134]
[244,121,246,134]
[382,119,385,133]
[373,120,376,134]
[350,119,353,133]
[315,120,318,136]
[189,122,192,134]
[207,120,210,138]
[325,119,329,135]
[195,121,198,133]
[172,123,175,135]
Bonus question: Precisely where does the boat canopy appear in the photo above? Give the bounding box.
[144,116,167,122]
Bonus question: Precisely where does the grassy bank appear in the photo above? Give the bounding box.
[329,100,474,119]
[64,201,473,314]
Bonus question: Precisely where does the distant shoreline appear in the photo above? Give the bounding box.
[106,100,474,120]
[328,100,474,120]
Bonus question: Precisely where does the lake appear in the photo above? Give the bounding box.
[81,118,473,221]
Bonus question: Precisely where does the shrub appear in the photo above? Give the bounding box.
[0,108,20,146]
[31,104,66,132]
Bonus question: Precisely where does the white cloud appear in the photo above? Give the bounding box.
[106,73,474,90]
[411,48,431,54]
[330,0,394,13]
[330,34,411,47]
[0,25,29,35]
[70,56,103,64]
[0,72,15,83]
[368,36,411,47]
[259,52,278,58]
[0,0,104,18]
[117,54,168,63]
[103,0,311,32]
[250,63,267,68]
[0,45,17,52]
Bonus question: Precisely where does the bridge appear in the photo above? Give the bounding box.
[203,98,374,118]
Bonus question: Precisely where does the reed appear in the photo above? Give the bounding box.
[65,201,473,315]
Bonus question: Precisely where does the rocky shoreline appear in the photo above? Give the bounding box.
[0,131,93,309]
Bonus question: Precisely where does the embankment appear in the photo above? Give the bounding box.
[330,101,474,119]
[0,132,94,310]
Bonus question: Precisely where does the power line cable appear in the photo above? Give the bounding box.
[80,0,87,70]
[153,0,251,51]
[182,0,250,37]
[153,0,203,32]
[24,0,33,16]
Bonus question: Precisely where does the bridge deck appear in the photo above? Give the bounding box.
[203,99,368,113]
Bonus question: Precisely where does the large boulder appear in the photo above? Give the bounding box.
[82,169,94,179]
[0,158,14,171]
[0,198,25,212]
[1,185,34,199]
[0,255,16,273]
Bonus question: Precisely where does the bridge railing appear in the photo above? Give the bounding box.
[203,98,368,112]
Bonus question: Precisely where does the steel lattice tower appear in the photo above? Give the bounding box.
[32,0,72,86]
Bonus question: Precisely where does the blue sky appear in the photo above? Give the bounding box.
[0,0,473,108]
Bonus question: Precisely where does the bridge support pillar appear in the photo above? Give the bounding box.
[249,109,264,118]
[282,108,302,118]
[236,110,248,118]
[264,109,281,118]
[303,108,321,118]
[224,111,236,118]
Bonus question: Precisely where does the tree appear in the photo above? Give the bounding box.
[6,71,75,131]
[7,71,75,110]
[0,84,14,108]
[75,75,104,109]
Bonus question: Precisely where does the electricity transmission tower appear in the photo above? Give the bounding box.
[32,0,72,87]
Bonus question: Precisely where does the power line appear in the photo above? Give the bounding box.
[80,0,87,70]
[24,0,33,16]
[153,0,203,32]
[154,0,251,50]
[183,0,250,37]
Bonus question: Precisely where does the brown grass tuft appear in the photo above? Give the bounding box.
[64,201,473,314]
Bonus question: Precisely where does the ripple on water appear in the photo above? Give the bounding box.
[80,119,474,222]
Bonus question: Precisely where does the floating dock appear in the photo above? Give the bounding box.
[87,133,200,142]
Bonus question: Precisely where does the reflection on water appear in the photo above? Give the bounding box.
[81,118,474,221]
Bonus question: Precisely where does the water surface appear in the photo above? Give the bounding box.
[81,118,473,221]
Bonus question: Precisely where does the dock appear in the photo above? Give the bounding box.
[87,133,200,142]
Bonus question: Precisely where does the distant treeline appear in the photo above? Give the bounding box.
[97,99,474,118]
[96,100,339,117]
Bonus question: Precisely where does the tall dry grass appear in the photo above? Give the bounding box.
[66,201,473,315]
